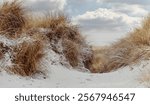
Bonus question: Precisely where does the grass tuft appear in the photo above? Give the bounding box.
[62,39,80,67]
[90,16,150,73]
[0,0,26,37]
[11,39,44,76]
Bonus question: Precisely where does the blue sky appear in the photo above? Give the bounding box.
[1,0,150,45]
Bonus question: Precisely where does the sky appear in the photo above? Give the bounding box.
[1,0,150,45]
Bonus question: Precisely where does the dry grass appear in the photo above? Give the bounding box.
[90,46,109,73]
[55,21,91,68]
[34,13,69,29]
[4,0,150,75]
[11,39,44,76]
[62,39,80,67]
[0,43,4,59]
[91,42,149,73]
[28,13,90,68]
[0,0,26,38]
[24,13,68,32]
[32,13,83,43]
[26,12,83,42]
[0,42,9,59]
[90,53,106,73]
[90,16,150,73]
[128,17,150,46]
[0,1,93,76]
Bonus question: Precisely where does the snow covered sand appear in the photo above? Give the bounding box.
[0,0,150,88]
[0,45,149,88]
[0,33,149,88]
[0,61,149,88]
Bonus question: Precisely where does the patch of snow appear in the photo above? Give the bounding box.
[0,45,149,87]
[0,34,149,88]
[0,62,145,88]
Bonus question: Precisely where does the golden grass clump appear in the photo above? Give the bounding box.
[62,39,80,67]
[90,46,109,73]
[29,13,91,68]
[0,42,9,59]
[0,1,93,76]
[11,40,44,76]
[0,43,4,59]
[128,17,150,46]
[0,0,26,37]
[52,18,91,68]
[0,51,3,59]
[32,13,69,29]
[28,13,83,43]
[90,53,106,73]
[90,16,150,73]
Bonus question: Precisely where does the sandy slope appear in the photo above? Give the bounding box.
[0,35,149,88]
[0,49,149,88]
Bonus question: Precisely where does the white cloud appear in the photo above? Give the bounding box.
[111,4,148,17]
[73,8,142,32]
[71,1,149,45]
[97,0,150,5]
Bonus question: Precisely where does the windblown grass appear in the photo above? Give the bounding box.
[0,42,9,59]
[90,16,150,73]
[0,0,26,38]
[0,43,4,59]
[0,0,91,71]
[33,13,69,29]
[27,13,92,68]
[62,39,80,67]
[11,39,44,76]
[0,1,93,76]
[128,17,150,46]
